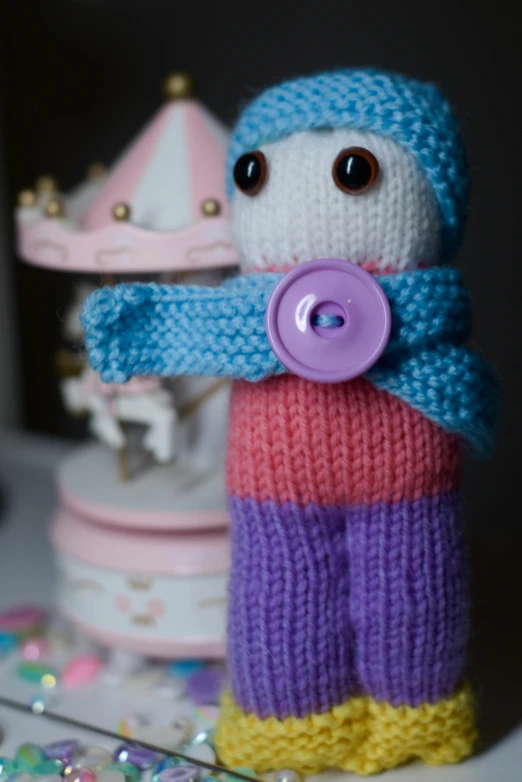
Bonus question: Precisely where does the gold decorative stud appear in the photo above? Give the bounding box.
[45,198,65,218]
[163,71,194,100]
[87,162,106,182]
[17,189,36,208]
[36,175,57,194]
[112,202,131,222]
[201,198,221,217]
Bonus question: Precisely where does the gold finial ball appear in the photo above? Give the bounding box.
[163,71,194,100]
[45,198,65,218]
[36,175,57,194]
[87,162,106,182]
[201,198,221,217]
[17,188,36,208]
[112,202,131,222]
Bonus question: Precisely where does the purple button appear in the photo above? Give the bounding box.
[265,258,391,383]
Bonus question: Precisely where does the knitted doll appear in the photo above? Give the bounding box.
[81,70,498,775]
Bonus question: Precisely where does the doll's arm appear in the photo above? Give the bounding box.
[81,268,468,384]
[80,275,285,383]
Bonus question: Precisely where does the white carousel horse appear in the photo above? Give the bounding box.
[61,368,178,464]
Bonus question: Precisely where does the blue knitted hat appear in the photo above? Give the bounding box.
[226,69,469,259]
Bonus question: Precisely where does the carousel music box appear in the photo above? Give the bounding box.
[15,73,237,658]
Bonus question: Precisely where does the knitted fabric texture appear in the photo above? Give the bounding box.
[81,267,498,457]
[216,685,476,776]
[226,69,468,258]
[230,130,442,273]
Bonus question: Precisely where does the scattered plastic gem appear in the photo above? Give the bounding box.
[0,606,45,637]
[62,654,103,688]
[31,760,64,776]
[44,740,80,763]
[70,748,112,772]
[226,770,257,782]
[5,773,34,782]
[187,669,225,706]
[158,766,200,782]
[168,661,205,680]
[20,638,49,662]
[107,763,140,782]
[0,758,17,780]
[17,663,58,687]
[113,745,157,770]
[274,773,302,782]
[63,769,97,782]
[0,632,17,656]
[15,744,46,770]
[190,730,214,747]
[152,756,188,782]
[181,743,215,765]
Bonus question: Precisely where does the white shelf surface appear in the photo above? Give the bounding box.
[0,432,521,781]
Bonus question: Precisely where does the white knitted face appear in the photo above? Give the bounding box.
[230,129,441,273]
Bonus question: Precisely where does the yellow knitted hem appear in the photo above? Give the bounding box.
[215,684,476,776]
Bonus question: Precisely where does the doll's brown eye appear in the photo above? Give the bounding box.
[332,147,379,194]
[233,151,267,196]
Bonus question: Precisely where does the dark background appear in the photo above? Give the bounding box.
[0,0,521,754]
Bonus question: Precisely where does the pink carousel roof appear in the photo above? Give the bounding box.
[16,73,239,273]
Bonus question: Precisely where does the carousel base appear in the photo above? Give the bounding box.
[51,508,229,659]
[57,441,229,530]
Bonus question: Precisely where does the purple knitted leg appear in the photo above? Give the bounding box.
[346,490,469,707]
[227,496,357,719]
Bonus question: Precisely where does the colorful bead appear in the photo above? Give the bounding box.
[63,769,97,782]
[0,632,18,656]
[16,663,58,687]
[113,745,157,770]
[62,654,103,688]
[5,773,34,782]
[190,730,215,748]
[44,740,80,763]
[275,773,302,782]
[20,638,49,662]
[107,763,140,782]
[168,661,205,680]
[0,758,17,780]
[70,748,112,772]
[187,669,225,706]
[158,766,200,782]
[15,744,46,770]
[31,760,64,776]
[0,606,45,635]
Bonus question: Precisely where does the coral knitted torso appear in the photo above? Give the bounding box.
[226,375,468,718]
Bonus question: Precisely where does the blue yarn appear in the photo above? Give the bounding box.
[226,69,468,259]
[81,267,498,457]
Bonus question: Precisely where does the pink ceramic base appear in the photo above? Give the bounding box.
[62,609,226,659]
[60,485,229,531]
[57,442,229,531]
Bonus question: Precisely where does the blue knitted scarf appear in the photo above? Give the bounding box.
[81,267,499,458]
